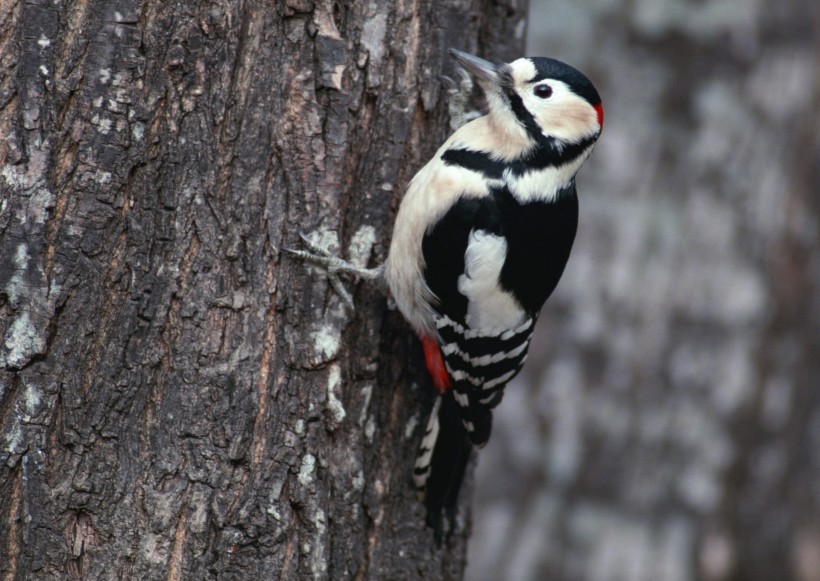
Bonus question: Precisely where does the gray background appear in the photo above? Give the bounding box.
[468,0,819,579]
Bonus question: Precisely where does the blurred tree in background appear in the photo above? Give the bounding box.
[468,0,820,580]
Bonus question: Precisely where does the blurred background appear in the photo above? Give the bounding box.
[467,0,819,579]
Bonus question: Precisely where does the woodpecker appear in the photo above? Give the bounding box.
[290,49,603,530]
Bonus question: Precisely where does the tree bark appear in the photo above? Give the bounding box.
[0,1,527,579]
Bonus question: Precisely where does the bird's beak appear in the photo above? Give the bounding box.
[449,49,501,86]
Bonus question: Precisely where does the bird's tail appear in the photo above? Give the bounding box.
[413,393,473,535]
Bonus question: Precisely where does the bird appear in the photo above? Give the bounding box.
[289,48,603,532]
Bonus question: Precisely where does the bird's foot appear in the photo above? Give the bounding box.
[442,68,482,132]
[286,232,384,309]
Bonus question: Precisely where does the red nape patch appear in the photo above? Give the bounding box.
[594,103,605,129]
[421,336,452,394]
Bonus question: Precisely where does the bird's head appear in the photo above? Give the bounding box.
[449,49,603,146]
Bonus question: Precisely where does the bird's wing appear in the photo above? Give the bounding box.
[421,193,534,446]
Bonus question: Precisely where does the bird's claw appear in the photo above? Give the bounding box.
[441,68,473,95]
[286,231,383,310]
[285,242,354,310]
[443,67,480,131]
[440,75,457,92]
[294,231,332,258]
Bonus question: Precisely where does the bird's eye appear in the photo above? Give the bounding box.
[534,84,553,99]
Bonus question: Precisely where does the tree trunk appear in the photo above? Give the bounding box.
[0,1,526,579]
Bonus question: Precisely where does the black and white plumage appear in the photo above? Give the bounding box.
[385,50,603,527]
[289,49,603,532]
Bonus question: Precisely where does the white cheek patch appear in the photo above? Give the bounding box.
[546,98,599,140]
[457,229,527,333]
[524,81,599,142]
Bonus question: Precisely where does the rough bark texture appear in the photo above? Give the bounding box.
[468,1,820,580]
[0,1,527,579]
